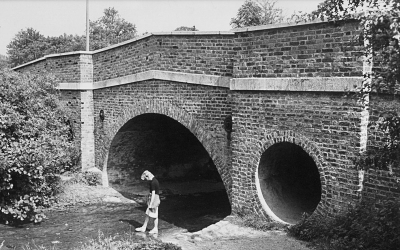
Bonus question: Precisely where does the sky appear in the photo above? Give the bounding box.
[0,0,322,56]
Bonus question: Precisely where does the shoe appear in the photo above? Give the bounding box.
[135,227,146,232]
[149,228,158,234]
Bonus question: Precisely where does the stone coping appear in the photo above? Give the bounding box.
[232,18,359,33]
[232,19,326,33]
[13,51,90,70]
[58,70,231,90]
[230,77,363,92]
[57,70,362,92]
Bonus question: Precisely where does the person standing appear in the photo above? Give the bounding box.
[135,170,160,234]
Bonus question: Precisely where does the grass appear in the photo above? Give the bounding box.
[23,231,182,250]
[231,207,288,231]
[287,200,400,250]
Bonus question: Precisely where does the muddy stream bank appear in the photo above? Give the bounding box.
[0,181,310,250]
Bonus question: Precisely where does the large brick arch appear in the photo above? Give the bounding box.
[241,130,332,220]
[97,98,232,198]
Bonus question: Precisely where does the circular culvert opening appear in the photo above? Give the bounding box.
[257,142,321,224]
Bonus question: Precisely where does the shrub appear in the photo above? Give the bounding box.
[288,200,400,250]
[0,69,76,224]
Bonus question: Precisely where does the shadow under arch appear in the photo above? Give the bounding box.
[97,98,232,200]
[247,130,332,224]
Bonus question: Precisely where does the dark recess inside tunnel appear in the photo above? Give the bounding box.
[107,113,231,231]
[108,113,222,185]
[258,142,321,224]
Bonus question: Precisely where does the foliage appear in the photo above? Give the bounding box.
[89,7,137,50]
[288,200,400,250]
[354,112,400,177]
[6,28,47,67]
[286,11,316,24]
[230,0,284,28]
[0,69,76,224]
[0,55,9,69]
[44,34,85,55]
[7,7,137,67]
[174,26,198,31]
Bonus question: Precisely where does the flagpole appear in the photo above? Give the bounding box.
[86,0,89,51]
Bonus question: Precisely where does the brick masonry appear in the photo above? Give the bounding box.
[362,94,400,201]
[92,33,235,82]
[58,90,82,141]
[92,81,232,196]
[13,20,399,222]
[230,91,363,216]
[233,20,362,78]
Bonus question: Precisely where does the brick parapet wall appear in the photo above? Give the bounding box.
[233,20,362,78]
[14,20,362,86]
[92,34,235,82]
[15,54,82,83]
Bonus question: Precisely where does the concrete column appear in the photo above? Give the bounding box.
[79,54,95,170]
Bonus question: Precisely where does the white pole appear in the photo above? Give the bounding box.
[86,0,89,51]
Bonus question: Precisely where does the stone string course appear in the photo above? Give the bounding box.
[14,20,399,221]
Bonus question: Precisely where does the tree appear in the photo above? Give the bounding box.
[7,7,137,67]
[6,28,48,67]
[230,0,284,28]
[44,34,85,55]
[174,26,198,31]
[89,7,137,50]
[0,55,9,69]
[0,69,76,224]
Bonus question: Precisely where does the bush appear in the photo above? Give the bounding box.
[0,69,76,224]
[288,200,400,250]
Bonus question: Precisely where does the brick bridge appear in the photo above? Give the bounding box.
[15,20,399,224]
